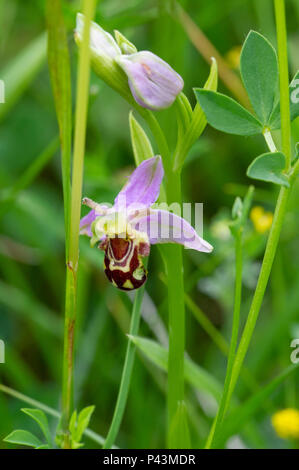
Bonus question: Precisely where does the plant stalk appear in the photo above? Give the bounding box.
[206,230,243,448]
[274,0,292,170]
[61,0,96,448]
[163,171,188,448]
[142,110,188,447]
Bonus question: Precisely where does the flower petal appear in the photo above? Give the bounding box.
[80,209,97,237]
[75,13,121,61]
[115,51,184,110]
[114,156,164,210]
[133,209,213,252]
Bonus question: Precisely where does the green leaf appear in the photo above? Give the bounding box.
[194,90,263,136]
[129,111,154,166]
[215,364,299,447]
[174,57,218,171]
[269,71,299,129]
[230,185,255,236]
[21,408,52,447]
[4,429,42,448]
[189,56,218,138]
[247,151,290,187]
[168,402,191,449]
[114,30,137,54]
[175,92,193,141]
[190,56,218,137]
[46,0,72,247]
[46,0,72,138]
[232,197,243,220]
[240,31,278,124]
[69,410,77,437]
[76,405,95,442]
[203,56,218,92]
[69,405,95,449]
[128,335,222,402]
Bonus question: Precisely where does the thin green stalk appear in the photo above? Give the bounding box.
[0,383,109,447]
[274,0,292,170]
[61,0,96,448]
[221,0,292,425]
[162,171,188,448]
[226,186,290,405]
[142,108,188,447]
[103,282,146,449]
[206,230,243,448]
[142,110,171,172]
[263,128,277,152]
[161,272,266,397]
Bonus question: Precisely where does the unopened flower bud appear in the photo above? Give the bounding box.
[115,51,184,110]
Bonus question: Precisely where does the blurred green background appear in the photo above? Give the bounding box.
[0,0,299,449]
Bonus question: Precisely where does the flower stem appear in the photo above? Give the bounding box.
[141,110,187,447]
[274,0,292,170]
[163,171,188,448]
[225,186,290,412]
[103,283,146,449]
[61,0,96,448]
[218,0,292,429]
[206,229,243,448]
[263,128,277,153]
[142,110,171,172]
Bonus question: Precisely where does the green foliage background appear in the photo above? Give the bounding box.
[0,0,299,449]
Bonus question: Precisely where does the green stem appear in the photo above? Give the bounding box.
[103,282,146,449]
[263,128,277,152]
[208,0,293,439]
[274,0,292,170]
[206,230,243,448]
[142,110,187,448]
[142,110,171,172]
[226,186,290,406]
[61,0,96,448]
[162,171,188,448]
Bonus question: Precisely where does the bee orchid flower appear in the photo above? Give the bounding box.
[75,14,184,111]
[80,156,213,290]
